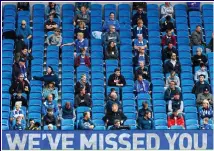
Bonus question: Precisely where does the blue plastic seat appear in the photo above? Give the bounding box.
[148,24,160,31]
[92,93,105,100]
[123,106,136,113]
[92,100,104,107]
[61,119,74,126]
[189,11,201,17]
[92,113,105,120]
[61,93,74,100]
[28,106,41,113]
[182,94,196,100]
[61,125,74,130]
[123,100,136,107]
[28,113,41,121]
[92,119,105,126]
[171,125,184,129]
[153,106,166,113]
[186,125,199,130]
[155,126,168,129]
[138,100,152,108]
[124,119,137,126]
[94,126,106,130]
[125,113,137,119]
[185,107,197,113]
[154,119,167,126]
[153,99,166,107]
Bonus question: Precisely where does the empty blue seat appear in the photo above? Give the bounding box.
[154,119,167,126]
[28,106,41,113]
[61,119,74,126]
[94,126,106,130]
[125,113,137,119]
[123,100,136,107]
[124,119,137,126]
[185,107,197,113]
[153,106,166,113]
[171,125,184,129]
[92,119,105,126]
[182,94,196,100]
[123,106,136,113]
[185,119,198,126]
[155,126,168,129]
[92,113,105,120]
[28,113,41,121]
[153,99,166,107]
[61,125,74,130]
[154,113,167,120]
[185,113,198,120]
[92,93,105,100]
[76,107,91,114]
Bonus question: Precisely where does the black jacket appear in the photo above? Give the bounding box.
[161,21,174,32]
[74,94,92,108]
[105,47,118,60]
[132,12,148,26]
[164,60,181,74]
[133,53,149,67]
[43,114,56,125]
[135,67,149,80]
[103,111,127,126]
[75,27,90,39]
[108,73,126,86]
[162,47,178,61]
[14,39,25,54]
[192,81,210,95]
[192,54,208,67]
[9,79,30,94]
[11,95,27,108]
[75,81,91,95]
[17,2,29,11]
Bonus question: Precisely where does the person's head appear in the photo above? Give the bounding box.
[167,42,173,49]
[80,47,86,56]
[109,12,115,20]
[139,47,145,54]
[137,6,143,14]
[166,15,171,22]
[21,20,26,28]
[16,116,22,124]
[203,87,210,95]
[49,2,55,8]
[22,47,28,55]
[137,19,143,27]
[34,122,40,128]
[79,21,86,29]
[19,57,26,67]
[17,91,22,98]
[203,117,209,124]
[137,74,143,82]
[112,103,119,112]
[80,87,86,95]
[200,63,206,71]
[47,82,55,89]
[110,88,116,93]
[114,68,121,76]
[171,53,177,60]
[15,102,21,110]
[47,108,54,116]
[114,119,120,127]
[199,74,205,82]
[173,108,179,116]
[47,94,53,102]
[170,71,176,78]
[143,101,148,109]
[196,25,201,32]
[65,101,71,109]
[81,5,87,13]
[196,47,202,56]
[110,91,117,100]
[173,93,180,100]
[144,111,152,119]
[165,2,170,7]
[48,124,54,130]
[137,34,143,41]
[77,32,84,40]
[47,66,54,74]
[83,111,91,120]
[54,28,60,36]
[202,99,209,108]
[166,30,172,37]
[139,61,145,68]
[18,73,24,81]
[109,25,116,33]
[108,41,115,48]
[81,74,87,83]
[29,119,35,126]
[49,14,54,21]
[169,81,176,89]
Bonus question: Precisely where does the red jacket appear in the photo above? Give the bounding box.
[161,35,176,46]
[167,114,185,128]
[75,55,91,67]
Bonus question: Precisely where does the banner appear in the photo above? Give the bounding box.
[2,130,213,150]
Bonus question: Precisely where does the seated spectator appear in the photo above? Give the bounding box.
[105,41,118,60]
[43,108,56,125]
[17,2,30,11]
[13,116,24,130]
[33,66,59,89]
[194,63,208,82]
[161,15,174,32]
[75,21,90,39]
[165,71,180,87]
[161,30,176,46]
[75,2,91,12]
[45,2,61,21]
[190,25,205,46]
[192,47,208,67]
[197,87,213,106]
[199,100,213,119]
[103,25,120,46]
[163,42,177,61]
[206,33,213,53]
[74,47,91,68]
[106,89,121,114]
[62,101,76,119]
[133,47,149,67]
[11,91,27,108]
[164,53,181,74]
[135,61,149,80]
[109,119,130,130]
[12,58,28,82]
[74,6,90,26]
[14,35,25,54]
[42,82,58,102]
[132,2,147,11]
[10,103,25,123]
[134,34,148,52]
[9,73,30,95]
[161,2,174,21]
[201,117,212,130]
[133,19,148,39]
[168,93,184,113]
[103,103,127,127]
[75,74,91,95]
[134,74,151,94]
[103,12,120,32]
[14,46,33,63]
[48,124,54,130]
[164,81,181,101]
[167,109,185,129]
[192,75,210,95]
[78,111,95,130]
[45,14,58,32]
[42,94,59,117]
[138,111,153,130]
[132,6,147,26]
[74,87,92,108]
[16,20,32,46]
[108,68,126,87]
[46,29,62,46]
[187,2,200,11]
[138,101,152,118]
[26,119,40,130]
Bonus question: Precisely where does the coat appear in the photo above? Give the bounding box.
[102,111,127,126]
[135,67,149,80]
[108,73,126,86]
[74,55,91,67]
[199,107,213,119]
[74,94,92,108]
[164,60,181,74]
[162,47,178,61]
[132,26,148,39]
[192,81,210,95]
[167,114,185,128]
[78,118,95,130]
[133,53,149,67]
[132,12,148,26]
[75,81,91,95]
[138,117,154,130]
[43,114,56,125]
[192,54,207,66]
[134,79,150,93]
[164,87,181,101]
[191,31,204,46]
[161,35,176,46]
[196,93,213,106]
[9,79,30,94]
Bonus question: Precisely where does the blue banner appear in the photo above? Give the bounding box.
[2,130,213,150]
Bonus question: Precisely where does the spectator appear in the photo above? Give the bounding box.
[168,93,184,113]
[201,117,212,130]
[74,87,92,108]
[197,87,213,106]
[16,20,32,46]
[48,124,54,130]
[190,25,205,46]
[192,75,210,95]
[103,103,127,127]
[164,53,181,74]
[10,103,25,122]
[134,34,148,52]
[75,21,90,39]
[17,2,30,11]
[132,2,147,11]
[9,73,30,95]
[133,47,149,67]
[199,100,213,119]
[164,81,181,101]
[42,94,59,117]
[14,35,25,54]
[33,66,59,89]
[78,111,95,130]
[11,91,27,108]
[106,90,121,114]
[132,6,147,26]
[187,2,200,11]
[194,63,208,82]
[12,58,28,82]
[75,74,91,95]
[46,29,62,46]
[13,116,24,130]
[32,122,41,130]
[163,42,178,61]
[192,47,208,67]
[206,33,213,53]
[74,6,90,26]
[74,47,91,68]
[109,119,130,130]
[161,2,174,20]
[108,68,126,87]
[45,2,61,21]
[161,30,176,46]
[62,101,76,119]
[26,119,40,130]
[138,101,152,118]
[133,19,148,39]
[161,15,174,32]
[103,25,120,46]
[45,14,58,32]
[165,71,180,87]
[14,46,33,63]
[42,82,58,102]
[135,61,149,80]
[103,12,120,32]
[134,74,151,94]
[167,109,185,129]
[43,108,56,125]
[138,111,153,130]
[105,41,118,60]
[75,2,91,12]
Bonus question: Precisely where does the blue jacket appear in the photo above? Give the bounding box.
[199,107,213,119]
[45,4,60,18]
[201,124,212,130]
[138,117,154,130]
[132,12,148,26]
[103,19,120,32]
[106,99,121,113]
[78,118,95,130]
[62,106,75,119]
[16,26,32,39]
[42,100,59,117]
[187,2,200,11]
[132,25,148,39]
[134,79,150,93]
[13,123,23,130]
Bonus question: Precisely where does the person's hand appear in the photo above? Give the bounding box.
[74,52,77,58]
[28,49,31,53]
[73,22,76,26]
[60,44,64,48]
[89,125,94,129]
[77,20,80,22]
[106,120,109,124]
[114,43,117,46]
[149,91,152,94]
